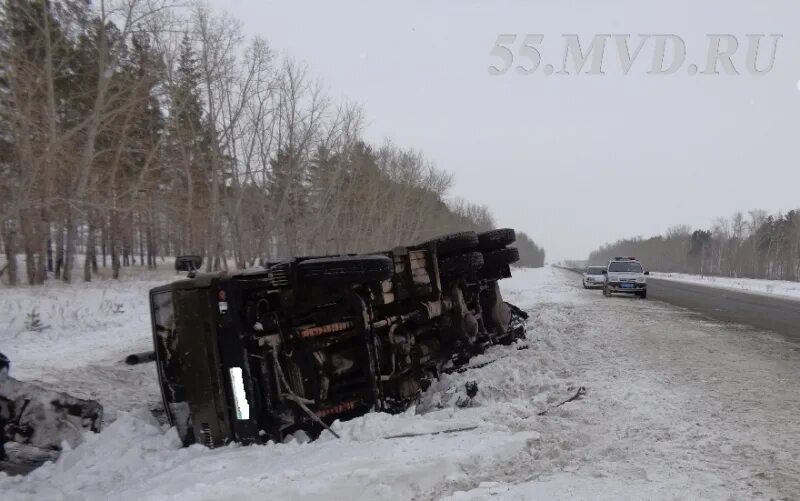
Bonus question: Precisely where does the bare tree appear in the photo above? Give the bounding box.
[0,0,534,286]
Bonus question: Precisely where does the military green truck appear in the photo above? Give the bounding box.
[149,229,526,448]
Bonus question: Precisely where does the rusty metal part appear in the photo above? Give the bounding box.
[297,321,355,339]
[370,299,453,331]
[314,400,357,418]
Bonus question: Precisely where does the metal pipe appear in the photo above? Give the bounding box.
[125,351,156,365]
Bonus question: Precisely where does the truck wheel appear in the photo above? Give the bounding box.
[297,255,393,286]
[418,231,479,257]
[439,251,484,279]
[477,228,516,251]
[639,290,647,299]
[480,247,520,280]
[482,247,519,267]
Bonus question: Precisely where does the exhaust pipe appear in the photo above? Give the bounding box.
[125,351,156,365]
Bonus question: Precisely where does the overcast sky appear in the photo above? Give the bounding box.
[212,0,800,260]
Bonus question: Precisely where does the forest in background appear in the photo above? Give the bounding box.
[0,0,545,286]
[588,210,800,281]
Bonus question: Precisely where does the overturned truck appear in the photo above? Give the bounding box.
[150,229,526,447]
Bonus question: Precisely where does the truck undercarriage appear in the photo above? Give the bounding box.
[151,229,527,447]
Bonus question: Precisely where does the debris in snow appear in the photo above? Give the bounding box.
[456,381,479,408]
[0,353,103,473]
[445,343,529,375]
[537,386,587,415]
[124,351,156,365]
[382,425,479,440]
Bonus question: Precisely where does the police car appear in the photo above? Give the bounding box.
[602,257,649,298]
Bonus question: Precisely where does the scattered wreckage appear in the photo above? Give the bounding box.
[149,229,527,447]
[0,353,103,474]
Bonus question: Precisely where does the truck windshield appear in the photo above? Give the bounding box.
[152,292,175,338]
[608,262,643,273]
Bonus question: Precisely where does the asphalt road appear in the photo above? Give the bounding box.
[562,268,800,338]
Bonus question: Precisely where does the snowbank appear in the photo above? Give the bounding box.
[1,278,160,372]
[0,272,173,419]
[652,272,800,301]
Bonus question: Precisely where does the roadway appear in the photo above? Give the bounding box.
[561,267,800,338]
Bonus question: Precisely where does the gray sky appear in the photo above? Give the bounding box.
[214,0,800,260]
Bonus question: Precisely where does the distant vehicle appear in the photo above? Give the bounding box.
[602,257,649,299]
[582,266,606,289]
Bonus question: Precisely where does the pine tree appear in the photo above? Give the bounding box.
[166,33,211,256]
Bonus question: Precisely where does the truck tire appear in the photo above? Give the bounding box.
[418,231,479,257]
[477,228,516,251]
[297,255,393,287]
[480,247,519,280]
[639,289,647,299]
[482,247,519,267]
[439,251,484,279]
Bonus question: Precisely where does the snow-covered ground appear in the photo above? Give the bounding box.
[0,268,176,417]
[652,272,800,301]
[3,266,800,500]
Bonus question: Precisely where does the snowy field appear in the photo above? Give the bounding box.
[652,272,800,301]
[0,267,178,418]
[3,266,800,500]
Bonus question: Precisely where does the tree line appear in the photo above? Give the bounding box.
[588,209,800,281]
[514,232,546,268]
[0,0,545,286]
